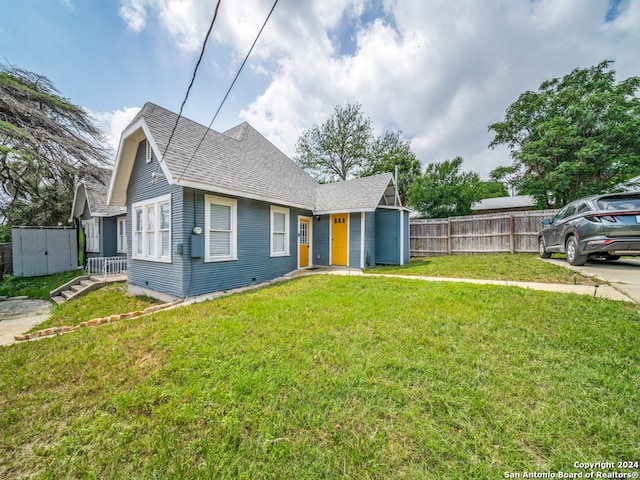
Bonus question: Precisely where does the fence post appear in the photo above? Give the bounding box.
[509,215,515,254]
[447,218,452,255]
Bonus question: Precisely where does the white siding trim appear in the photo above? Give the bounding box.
[178,179,313,211]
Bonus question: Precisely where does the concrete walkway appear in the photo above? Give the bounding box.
[182,265,635,306]
[0,298,51,346]
[541,258,640,304]
[318,268,635,303]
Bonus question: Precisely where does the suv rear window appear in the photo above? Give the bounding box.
[597,195,640,211]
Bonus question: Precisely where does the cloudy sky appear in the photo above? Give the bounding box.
[3,0,639,178]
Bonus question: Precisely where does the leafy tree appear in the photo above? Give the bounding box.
[0,65,109,228]
[489,165,521,196]
[407,157,487,218]
[362,130,421,205]
[476,179,509,200]
[295,103,372,182]
[489,60,640,207]
[295,103,422,203]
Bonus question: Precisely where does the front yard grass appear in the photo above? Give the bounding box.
[369,253,597,285]
[0,269,84,300]
[1,275,638,479]
[27,282,161,333]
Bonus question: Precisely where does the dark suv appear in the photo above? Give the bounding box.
[538,192,640,266]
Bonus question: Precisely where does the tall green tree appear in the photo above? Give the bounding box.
[295,103,422,203]
[0,65,109,228]
[295,103,372,182]
[489,60,640,207]
[362,130,421,205]
[489,165,521,197]
[407,157,499,218]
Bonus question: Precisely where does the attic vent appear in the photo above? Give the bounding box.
[145,140,153,164]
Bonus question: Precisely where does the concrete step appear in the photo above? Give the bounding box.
[80,280,94,288]
[61,290,76,300]
[51,295,65,305]
[71,284,84,293]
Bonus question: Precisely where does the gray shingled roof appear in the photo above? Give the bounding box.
[315,173,398,212]
[112,102,401,213]
[471,195,536,211]
[74,169,126,218]
[140,103,318,209]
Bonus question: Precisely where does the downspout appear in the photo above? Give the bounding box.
[360,213,365,269]
[400,208,404,266]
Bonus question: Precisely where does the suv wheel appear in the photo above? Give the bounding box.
[539,238,552,258]
[565,236,587,266]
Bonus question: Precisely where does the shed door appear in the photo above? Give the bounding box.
[331,214,348,266]
[375,209,400,265]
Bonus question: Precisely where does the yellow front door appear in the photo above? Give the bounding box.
[331,214,348,266]
[299,218,310,268]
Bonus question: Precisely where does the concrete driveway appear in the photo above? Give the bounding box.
[542,258,640,303]
[0,298,52,346]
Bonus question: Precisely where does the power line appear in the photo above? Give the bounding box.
[176,0,279,182]
[160,0,222,163]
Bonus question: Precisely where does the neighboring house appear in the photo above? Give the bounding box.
[70,169,127,259]
[107,102,409,301]
[471,195,536,215]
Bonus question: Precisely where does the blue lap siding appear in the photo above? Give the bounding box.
[364,211,376,267]
[126,140,312,299]
[349,212,361,268]
[312,216,330,266]
[183,191,310,296]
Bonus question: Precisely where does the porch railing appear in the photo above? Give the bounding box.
[85,256,127,282]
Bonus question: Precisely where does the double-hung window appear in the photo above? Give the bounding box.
[132,194,171,262]
[117,216,127,253]
[205,195,237,262]
[83,218,99,253]
[270,206,290,257]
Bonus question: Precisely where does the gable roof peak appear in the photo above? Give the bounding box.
[223,122,249,141]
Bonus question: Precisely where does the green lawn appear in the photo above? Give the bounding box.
[28,282,161,333]
[0,270,84,300]
[369,254,597,285]
[1,275,638,479]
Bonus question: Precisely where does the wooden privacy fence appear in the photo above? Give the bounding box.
[410,210,558,256]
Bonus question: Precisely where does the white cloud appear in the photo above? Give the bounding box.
[120,0,148,32]
[240,0,640,177]
[92,107,141,158]
[116,0,640,178]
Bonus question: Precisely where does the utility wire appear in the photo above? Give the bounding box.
[160,0,222,163]
[176,0,279,182]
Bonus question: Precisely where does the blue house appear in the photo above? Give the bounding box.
[71,169,127,259]
[108,103,409,301]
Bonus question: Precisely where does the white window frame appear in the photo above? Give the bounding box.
[204,194,237,262]
[131,194,171,263]
[83,217,99,253]
[117,216,127,254]
[270,206,290,257]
